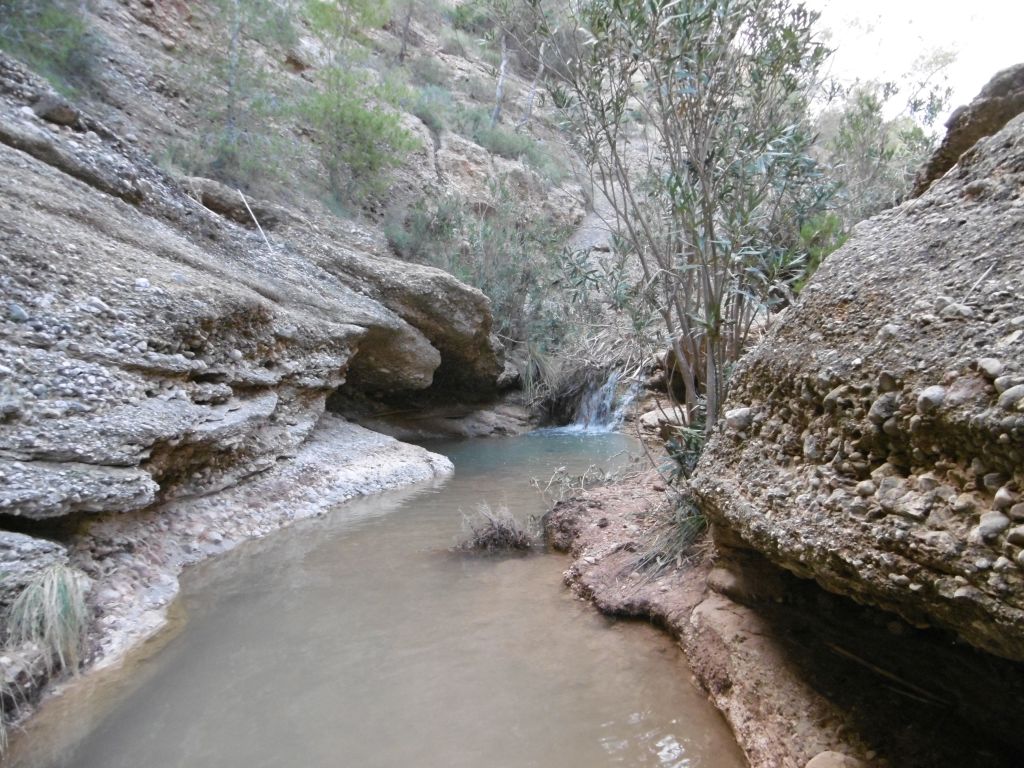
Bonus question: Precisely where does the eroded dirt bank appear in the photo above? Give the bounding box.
[545,471,1024,768]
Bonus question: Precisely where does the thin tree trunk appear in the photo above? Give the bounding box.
[398,2,413,64]
[225,0,242,146]
[490,35,509,127]
[515,41,546,132]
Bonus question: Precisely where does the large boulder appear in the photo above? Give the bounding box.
[0,53,501,521]
[912,63,1024,196]
[692,104,1024,659]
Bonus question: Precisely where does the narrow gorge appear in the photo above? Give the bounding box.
[1,1,1023,767]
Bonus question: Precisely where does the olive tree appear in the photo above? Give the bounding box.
[817,50,954,226]
[555,0,831,432]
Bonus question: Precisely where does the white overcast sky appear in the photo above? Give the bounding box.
[805,0,1024,124]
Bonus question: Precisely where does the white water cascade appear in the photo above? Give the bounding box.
[569,370,640,433]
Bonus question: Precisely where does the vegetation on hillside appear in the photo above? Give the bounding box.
[0,0,98,92]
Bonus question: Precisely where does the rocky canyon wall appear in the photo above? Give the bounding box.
[692,65,1024,663]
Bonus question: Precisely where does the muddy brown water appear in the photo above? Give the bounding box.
[11,432,744,768]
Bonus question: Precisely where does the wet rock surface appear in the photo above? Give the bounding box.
[693,96,1024,660]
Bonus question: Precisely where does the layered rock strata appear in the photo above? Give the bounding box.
[0,52,499,524]
[0,50,497,700]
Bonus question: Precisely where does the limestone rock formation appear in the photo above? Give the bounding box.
[912,63,1024,197]
[0,532,69,611]
[693,95,1024,660]
[0,53,501,522]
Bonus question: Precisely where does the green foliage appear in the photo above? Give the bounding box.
[440,30,473,56]
[559,0,832,431]
[817,62,951,225]
[409,85,455,135]
[408,55,450,87]
[387,179,570,341]
[305,0,392,40]
[171,0,298,187]
[6,563,89,676]
[300,66,419,206]
[0,0,98,94]
[464,75,496,103]
[472,122,533,160]
[385,187,462,260]
[793,213,846,290]
[451,105,566,180]
[448,0,494,35]
[664,424,706,482]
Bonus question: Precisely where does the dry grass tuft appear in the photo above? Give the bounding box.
[458,503,533,552]
[632,497,708,576]
[6,563,89,677]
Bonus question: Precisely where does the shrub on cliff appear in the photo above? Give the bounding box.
[300,66,419,207]
[301,0,420,207]
[386,179,571,341]
[168,0,297,188]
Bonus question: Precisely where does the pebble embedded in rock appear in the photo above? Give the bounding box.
[802,434,822,460]
[32,93,79,125]
[982,473,1007,493]
[977,357,1004,379]
[996,384,1024,411]
[939,302,974,319]
[725,407,752,431]
[855,480,876,497]
[994,487,1019,510]
[978,511,1011,540]
[867,392,898,424]
[916,385,946,413]
[1006,526,1024,546]
[7,303,29,322]
[994,375,1024,394]
[950,495,974,514]
[877,324,901,341]
[876,371,898,392]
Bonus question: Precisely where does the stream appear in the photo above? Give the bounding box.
[10,432,743,768]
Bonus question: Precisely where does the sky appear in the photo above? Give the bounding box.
[805,0,1024,125]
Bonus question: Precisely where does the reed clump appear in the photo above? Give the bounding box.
[458,503,533,552]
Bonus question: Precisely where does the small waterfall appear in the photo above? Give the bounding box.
[569,370,639,433]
